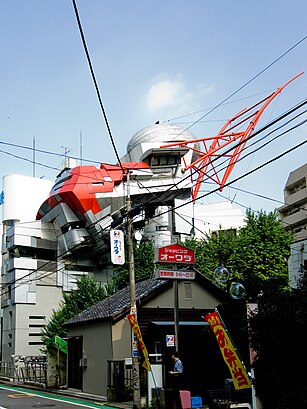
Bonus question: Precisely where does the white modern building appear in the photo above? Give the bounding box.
[278,163,307,288]
[0,123,245,361]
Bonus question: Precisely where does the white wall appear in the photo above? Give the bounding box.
[2,174,53,223]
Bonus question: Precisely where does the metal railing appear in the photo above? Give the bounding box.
[0,356,47,386]
[0,361,16,379]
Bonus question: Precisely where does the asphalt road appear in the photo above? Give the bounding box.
[0,383,110,409]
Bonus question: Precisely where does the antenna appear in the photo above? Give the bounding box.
[61,146,71,169]
[33,137,36,177]
[80,130,83,165]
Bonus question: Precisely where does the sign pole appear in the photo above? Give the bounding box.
[174,280,179,353]
[155,243,195,356]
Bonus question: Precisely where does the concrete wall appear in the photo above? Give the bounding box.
[143,280,221,309]
[68,321,112,397]
[112,318,131,360]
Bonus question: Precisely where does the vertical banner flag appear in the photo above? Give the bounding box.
[110,229,125,265]
[128,313,151,371]
[204,311,251,390]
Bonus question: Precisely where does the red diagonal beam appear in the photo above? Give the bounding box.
[161,72,304,201]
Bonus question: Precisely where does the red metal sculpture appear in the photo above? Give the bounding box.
[161,72,304,201]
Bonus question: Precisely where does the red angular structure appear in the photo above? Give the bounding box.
[161,72,303,201]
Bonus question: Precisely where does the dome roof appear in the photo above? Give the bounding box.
[127,123,196,154]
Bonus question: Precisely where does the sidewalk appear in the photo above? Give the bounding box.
[0,377,133,408]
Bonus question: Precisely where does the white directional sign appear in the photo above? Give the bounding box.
[155,269,196,280]
[110,229,125,265]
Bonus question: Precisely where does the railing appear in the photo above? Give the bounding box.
[0,356,47,386]
[0,361,16,380]
[20,356,47,385]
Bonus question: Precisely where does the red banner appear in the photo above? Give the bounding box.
[204,311,251,390]
[128,313,151,371]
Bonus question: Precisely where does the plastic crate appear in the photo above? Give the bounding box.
[180,390,191,409]
[191,396,202,408]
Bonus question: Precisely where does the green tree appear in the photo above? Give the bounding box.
[249,274,307,408]
[41,274,107,350]
[185,228,237,281]
[229,209,293,301]
[106,239,155,292]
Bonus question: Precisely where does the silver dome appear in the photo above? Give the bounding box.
[127,123,196,154]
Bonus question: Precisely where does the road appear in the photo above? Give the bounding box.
[0,383,112,409]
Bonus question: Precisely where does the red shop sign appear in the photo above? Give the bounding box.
[155,243,194,265]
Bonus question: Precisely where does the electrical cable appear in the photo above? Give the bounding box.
[170,35,307,138]
[71,0,123,172]
[2,131,306,296]
[140,99,307,208]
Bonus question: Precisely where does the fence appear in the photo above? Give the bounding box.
[0,361,15,380]
[0,355,47,386]
[107,360,133,402]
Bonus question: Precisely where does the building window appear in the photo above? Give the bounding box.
[8,311,12,331]
[184,282,192,299]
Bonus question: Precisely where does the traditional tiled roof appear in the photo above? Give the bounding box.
[64,277,169,327]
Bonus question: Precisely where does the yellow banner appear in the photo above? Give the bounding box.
[128,313,151,372]
[204,311,251,390]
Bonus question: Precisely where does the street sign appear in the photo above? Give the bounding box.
[155,243,194,264]
[166,335,175,347]
[54,335,67,354]
[110,229,125,265]
[155,269,196,280]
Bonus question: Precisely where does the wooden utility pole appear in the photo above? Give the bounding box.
[126,171,141,409]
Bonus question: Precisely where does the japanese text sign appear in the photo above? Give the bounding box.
[128,313,151,372]
[155,269,195,280]
[156,243,194,265]
[204,311,251,390]
[110,229,125,265]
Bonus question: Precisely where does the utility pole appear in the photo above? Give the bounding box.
[126,171,141,409]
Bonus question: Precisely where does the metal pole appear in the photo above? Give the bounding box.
[174,280,179,353]
[126,171,141,409]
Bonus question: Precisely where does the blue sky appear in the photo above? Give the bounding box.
[0,0,306,214]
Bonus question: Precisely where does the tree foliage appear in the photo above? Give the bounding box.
[249,274,307,408]
[105,239,155,293]
[229,209,293,301]
[41,275,107,350]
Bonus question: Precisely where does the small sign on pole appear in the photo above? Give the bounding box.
[166,335,175,347]
[155,269,195,280]
[110,229,125,265]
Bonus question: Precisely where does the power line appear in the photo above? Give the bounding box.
[138,100,306,210]
[71,0,123,172]
[2,130,306,295]
[175,35,307,136]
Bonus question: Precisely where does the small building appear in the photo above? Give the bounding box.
[64,273,231,403]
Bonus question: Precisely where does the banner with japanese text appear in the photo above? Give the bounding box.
[128,313,151,371]
[204,311,251,390]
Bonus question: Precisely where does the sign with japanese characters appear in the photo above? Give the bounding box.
[204,311,251,390]
[155,243,194,264]
[110,229,125,265]
[128,313,151,371]
[155,269,196,280]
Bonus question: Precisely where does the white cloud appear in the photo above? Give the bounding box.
[145,75,215,119]
[146,79,183,112]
